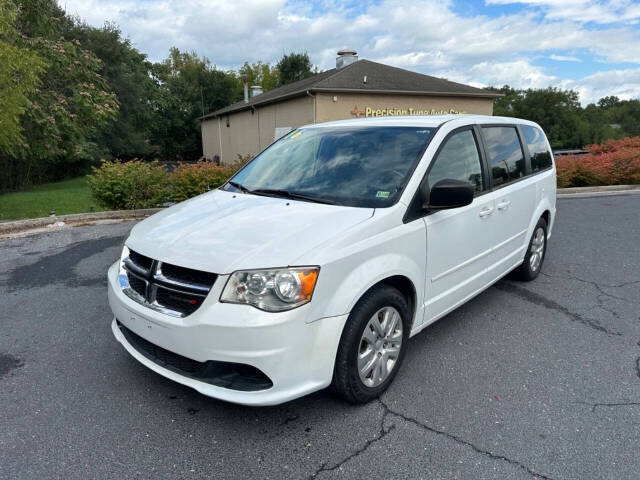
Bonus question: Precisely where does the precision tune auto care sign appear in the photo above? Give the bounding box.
[200,54,500,163]
[350,105,466,118]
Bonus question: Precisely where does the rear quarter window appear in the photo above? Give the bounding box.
[521,125,553,172]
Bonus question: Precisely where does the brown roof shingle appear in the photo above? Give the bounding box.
[203,59,500,119]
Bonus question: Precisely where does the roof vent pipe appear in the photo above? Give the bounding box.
[336,49,358,69]
[250,85,263,97]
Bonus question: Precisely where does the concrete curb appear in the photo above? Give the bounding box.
[556,184,640,198]
[0,208,163,236]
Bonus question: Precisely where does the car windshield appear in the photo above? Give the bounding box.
[223,126,436,207]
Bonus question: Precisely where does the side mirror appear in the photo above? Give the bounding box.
[423,179,474,211]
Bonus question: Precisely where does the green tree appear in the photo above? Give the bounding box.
[490,86,604,149]
[596,96,621,109]
[0,1,44,155]
[614,100,640,137]
[63,20,156,158]
[596,97,640,138]
[276,52,314,86]
[488,85,521,116]
[517,88,591,148]
[1,0,119,190]
[151,48,240,160]
[238,61,279,92]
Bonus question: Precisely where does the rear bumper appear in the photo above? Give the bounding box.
[108,262,348,406]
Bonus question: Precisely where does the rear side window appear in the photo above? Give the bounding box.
[428,130,484,193]
[482,126,525,187]
[522,125,553,172]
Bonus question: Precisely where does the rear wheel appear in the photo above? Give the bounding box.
[332,285,410,404]
[513,217,547,281]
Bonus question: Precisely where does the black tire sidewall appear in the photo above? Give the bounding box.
[334,285,411,403]
[521,217,548,280]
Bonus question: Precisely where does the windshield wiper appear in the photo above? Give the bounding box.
[228,182,335,205]
[251,188,336,205]
[227,181,253,194]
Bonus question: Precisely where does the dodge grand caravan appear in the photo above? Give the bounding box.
[108,114,556,405]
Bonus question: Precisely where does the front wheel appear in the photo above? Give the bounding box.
[513,217,547,281]
[332,285,410,404]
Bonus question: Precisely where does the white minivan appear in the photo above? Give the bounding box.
[108,114,556,406]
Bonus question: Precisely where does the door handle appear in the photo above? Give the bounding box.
[479,206,493,218]
[497,200,511,211]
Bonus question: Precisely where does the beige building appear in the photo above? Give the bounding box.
[201,50,501,164]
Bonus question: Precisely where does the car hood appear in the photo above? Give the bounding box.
[126,189,374,273]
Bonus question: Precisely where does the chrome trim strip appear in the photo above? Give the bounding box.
[154,262,211,293]
[154,282,208,298]
[145,301,185,318]
[122,284,146,304]
[123,257,150,277]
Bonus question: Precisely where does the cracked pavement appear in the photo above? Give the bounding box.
[1,194,639,479]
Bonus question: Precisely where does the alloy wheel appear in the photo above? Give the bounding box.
[529,227,545,272]
[357,306,403,388]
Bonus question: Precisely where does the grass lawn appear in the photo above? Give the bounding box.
[0,177,103,221]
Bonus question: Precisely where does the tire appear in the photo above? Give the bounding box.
[512,217,547,281]
[332,284,410,404]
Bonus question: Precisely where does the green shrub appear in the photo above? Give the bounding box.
[87,159,169,210]
[88,156,253,210]
[168,161,237,202]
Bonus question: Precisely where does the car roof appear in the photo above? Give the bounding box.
[302,114,540,130]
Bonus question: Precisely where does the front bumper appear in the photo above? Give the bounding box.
[108,262,348,406]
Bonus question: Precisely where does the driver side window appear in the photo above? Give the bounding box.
[428,129,484,193]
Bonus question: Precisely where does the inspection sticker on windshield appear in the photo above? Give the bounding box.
[288,130,303,140]
[376,191,390,199]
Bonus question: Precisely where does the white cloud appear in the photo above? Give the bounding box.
[60,0,640,65]
[469,60,559,89]
[63,0,287,63]
[433,59,557,92]
[549,54,581,61]
[443,58,640,104]
[58,0,640,104]
[485,0,640,24]
[562,67,640,104]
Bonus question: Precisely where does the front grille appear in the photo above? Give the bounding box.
[155,287,203,316]
[129,250,153,271]
[120,248,217,317]
[160,262,217,288]
[117,320,273,391]
[127,273,147,298]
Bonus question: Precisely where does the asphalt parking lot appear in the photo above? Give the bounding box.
[1,194,639,480]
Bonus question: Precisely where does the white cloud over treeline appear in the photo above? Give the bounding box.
[60,0,640,104]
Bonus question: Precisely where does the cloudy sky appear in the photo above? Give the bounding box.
[59,0,640,104]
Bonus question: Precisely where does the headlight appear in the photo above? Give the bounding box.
[220,267,319,312]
